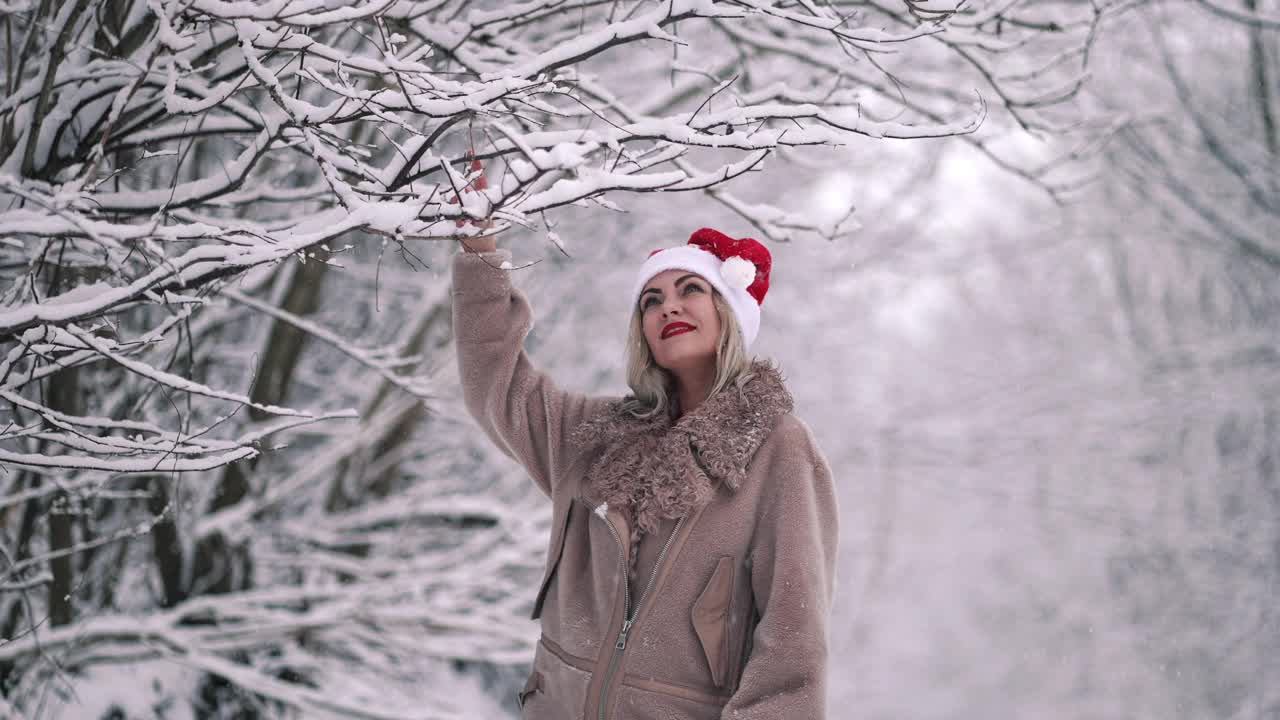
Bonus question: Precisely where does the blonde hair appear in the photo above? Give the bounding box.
[620,288,758,420]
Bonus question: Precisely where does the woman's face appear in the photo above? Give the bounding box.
[639,269,722,373]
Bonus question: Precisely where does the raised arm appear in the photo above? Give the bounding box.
[451,239,611,497]
[723,415,840,719]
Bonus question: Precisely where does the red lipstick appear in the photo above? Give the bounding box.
[661,321,695,339]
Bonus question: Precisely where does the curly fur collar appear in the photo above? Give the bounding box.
[568,360,794,580]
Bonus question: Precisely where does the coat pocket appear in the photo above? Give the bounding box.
[728,572,756,694]
[531,500,574,620]
[691,556,735,688]
[522,636,592,719]
[516,670,542,710]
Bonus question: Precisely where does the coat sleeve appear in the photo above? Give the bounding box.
[722,416,840,720]
[451,248,611,497]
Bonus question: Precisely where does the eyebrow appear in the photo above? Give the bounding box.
[640,274,701,298]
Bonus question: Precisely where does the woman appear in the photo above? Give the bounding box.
[452,227,838,720]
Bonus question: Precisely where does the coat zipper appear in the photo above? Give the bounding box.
[595,504,686,720]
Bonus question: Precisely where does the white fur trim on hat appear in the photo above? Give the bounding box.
[630,245,761,348]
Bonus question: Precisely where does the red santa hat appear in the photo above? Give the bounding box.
[631,228,773,348]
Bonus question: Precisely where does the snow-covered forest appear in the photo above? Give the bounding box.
[1,0,1277,717]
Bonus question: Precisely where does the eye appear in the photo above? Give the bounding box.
[641,295,658,311]
[683,283,703,295]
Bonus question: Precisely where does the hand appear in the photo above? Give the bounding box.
[452,153,495,254]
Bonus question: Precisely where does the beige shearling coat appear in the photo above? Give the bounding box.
[452,248,839,720]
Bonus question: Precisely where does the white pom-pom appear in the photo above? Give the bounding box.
[720,256,756,290]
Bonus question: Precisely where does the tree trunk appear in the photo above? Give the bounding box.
[149,477,185,608]
[188,252,331,597]
[326,300,450,511]
[45,253,82,626]
[1244,0,1277,158]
